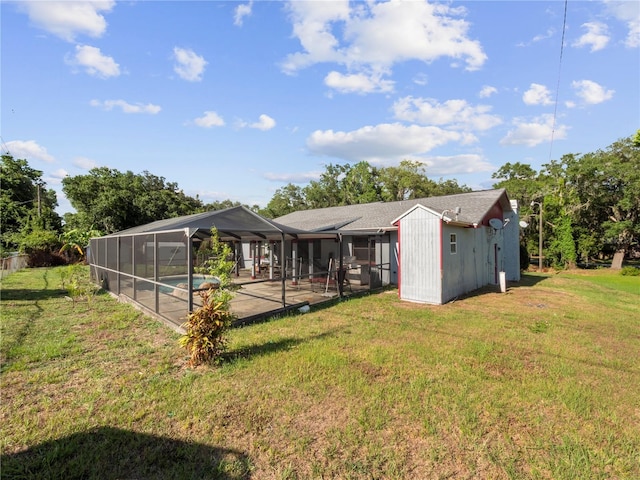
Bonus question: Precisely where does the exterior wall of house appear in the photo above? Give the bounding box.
[397,207,442,304]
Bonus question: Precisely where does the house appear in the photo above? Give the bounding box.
[89,188,520,327]
[273,188,520,304]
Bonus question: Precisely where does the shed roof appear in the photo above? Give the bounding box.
[274,189,512,233]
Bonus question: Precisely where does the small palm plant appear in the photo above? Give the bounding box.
[179,227,236,366]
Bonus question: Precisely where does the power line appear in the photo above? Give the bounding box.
[549,0,569,163]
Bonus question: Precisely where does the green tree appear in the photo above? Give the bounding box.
[342,161,383,205]
[1,154,62,253]
[379,160,470,201]
[62,168,203,234]
[584,136,639,268]
[492,162,541,202]
[379,160,435,201]
[431,178,473,196]
[303,163,350,209]
[203,199,243,211]
[59,227,102,262]
[260,183,306,218]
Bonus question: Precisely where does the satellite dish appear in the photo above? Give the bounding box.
[489,218,503,229]
[519,220,529,228]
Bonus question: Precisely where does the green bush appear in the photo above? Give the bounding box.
[620,266,639,276]
[180,227,236,366]
[179,288,235,366]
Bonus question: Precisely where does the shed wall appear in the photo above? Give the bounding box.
[441,225,489,302]
[398,208,441,304]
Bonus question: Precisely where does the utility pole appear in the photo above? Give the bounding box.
[531,201,543,271]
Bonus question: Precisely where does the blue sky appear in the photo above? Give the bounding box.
[2,0,638,216]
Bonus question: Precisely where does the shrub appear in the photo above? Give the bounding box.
[620,266,639,276]
[194,228,234,288]
[179,288,235,366]
[27,250,67,267]
[180,227,236,366]
[60,264,99,306]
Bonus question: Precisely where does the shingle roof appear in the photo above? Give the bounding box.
[101,189,512,241]
[274,189,511,232]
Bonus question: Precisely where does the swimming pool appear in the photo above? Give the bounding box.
[159,274,220,293]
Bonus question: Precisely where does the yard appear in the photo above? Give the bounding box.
[1,266,639,479]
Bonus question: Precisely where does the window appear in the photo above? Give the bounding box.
[450,233,457,254]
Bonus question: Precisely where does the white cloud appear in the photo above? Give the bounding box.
[173,47,207,82]
[17,0,115,42]
[263,170,322,183]
[517,28,555,47]
[193,111,225,128]
[282,1,486,80]
[523,83,553,106]
[237,114,276,130]
[250,114,276,131]
[324,71,394,94]
[479,85,497,98]
[306,123,468,163]
[5,140,55,163]
[392,96,501,131]
[90,99,161,114]
[500,114,568,147]
[604,0,640,48]
[66,45,120,78]
[571,79,614,105]
[413,73,429,86]
[234,2,253,26]
[281,1,349,73]
[73,156,99,170]
[50,169,69,181]
[419,154,494,176]
[572,22,610,52]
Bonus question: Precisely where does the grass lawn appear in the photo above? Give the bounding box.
[1,266,639,479]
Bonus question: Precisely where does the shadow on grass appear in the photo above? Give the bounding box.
[0,288,69,302]
[1,427,251,480]
[451,273,550,301]
[222,328,343,364]
[517,273,552,288]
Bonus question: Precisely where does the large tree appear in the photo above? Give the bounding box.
[0,154,62,252]
[493,134,640,269]
[341,161,383,205]
[260,183,307,218]
[62,168,203,234]
[566,136,640,269]
[380,160,434,201]
[303,163,350,209]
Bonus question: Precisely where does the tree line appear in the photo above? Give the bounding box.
[1,132,638,268]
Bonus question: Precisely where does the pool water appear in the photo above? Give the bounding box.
[159,274,220,293]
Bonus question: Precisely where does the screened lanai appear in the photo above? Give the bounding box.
[88,206,381,330]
